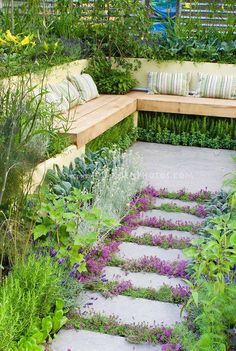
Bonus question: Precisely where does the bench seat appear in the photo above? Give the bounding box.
[129,91,236,118]
[65,94,137,148]
[61,92,236,148]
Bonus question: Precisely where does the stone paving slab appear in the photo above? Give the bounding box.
[78,292,185,326]
[141,210,204,225]
[131,226,197,240]
[51,329,162,351]
[154,198,199,208]
[132,142,235,192]
[103,266,188,289]
[117,242,186,262]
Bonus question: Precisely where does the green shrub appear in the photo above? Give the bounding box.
[86,115,137,152]
[138,112,236,150]
[85,53,137,94]
[0,254,63,350]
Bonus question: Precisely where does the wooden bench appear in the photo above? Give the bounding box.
[129,91,236,118]
[62,91,236,148]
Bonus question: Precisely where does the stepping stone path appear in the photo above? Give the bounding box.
[52,195,203,350]
[52,143,234,351]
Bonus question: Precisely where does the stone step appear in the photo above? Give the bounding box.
[117,242,186,262]
[154,198,199,209]
[51,329,162,351]
[78,292,185,326]
[141,209,204,225]
[103,266,188,289]
[131,226,197,240]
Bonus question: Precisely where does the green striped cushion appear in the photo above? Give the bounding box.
[148,72,191,96]
[197,73,236,99]
[68,73,99,102]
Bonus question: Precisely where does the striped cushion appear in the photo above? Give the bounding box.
[148,72,191,96]
[197,73,236,99]
[68,73,99,102]
[34,87,70,112]
[48,80,85,108]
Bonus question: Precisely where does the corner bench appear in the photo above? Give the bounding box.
[62,91,236,149]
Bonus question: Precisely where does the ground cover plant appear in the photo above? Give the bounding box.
[153,202,208,218]
[138,112,236,150]
[84,280,190,304]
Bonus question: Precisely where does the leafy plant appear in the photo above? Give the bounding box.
[33,188,119,271]
[183,211,236,350]
[85,52,137,94]
[46,148,116,196]
[0,254,65,350]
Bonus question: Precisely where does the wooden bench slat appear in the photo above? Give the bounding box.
[61,91,236,148]
[67,95,137,148]
[129,92,236,118]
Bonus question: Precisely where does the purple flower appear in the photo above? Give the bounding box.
[195,204,208,218]
[110,280,133,295]
[58,258,65,264]
[49,247,58,257]
[171,285,191,299]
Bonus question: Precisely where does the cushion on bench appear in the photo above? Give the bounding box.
[68,73,99,102]
[197,73,236,100]
[48,80,85,108]
[148,72,191,96]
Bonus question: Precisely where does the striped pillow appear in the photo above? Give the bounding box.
[197,73,236,99]
[148,72,191,96]
[68,73,99,102]
[48,80,85,108]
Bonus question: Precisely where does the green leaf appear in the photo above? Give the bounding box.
[74,232,98,246]
[192,291,199,306]
[230,232,236,246]
[33,224,49,240]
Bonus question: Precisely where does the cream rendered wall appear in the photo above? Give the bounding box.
[35,59,88,85]
[129,58,236,91]
[30,145,85,193]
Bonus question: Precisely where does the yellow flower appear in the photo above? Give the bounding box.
[0,37,7,45]
[4,30,18,43]
[222,5,225,11]
[184,3,191,9]
[20,36,30,46]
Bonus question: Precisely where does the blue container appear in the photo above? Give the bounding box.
[150,0,177,32]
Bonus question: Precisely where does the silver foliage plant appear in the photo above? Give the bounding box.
[91,149,143,220]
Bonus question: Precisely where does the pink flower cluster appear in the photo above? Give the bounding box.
[122,256,189,278]
[81,241,120,281]
[171,284,191,299]
[151,233,191,248]
[129,196,152,212]
[162,343,182,351]
[156,187,212,202]
[140,216,199,233]
[110,280,133,295]
[141,186,160,198]
[195,204,208,218]
[111,225,133,239]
